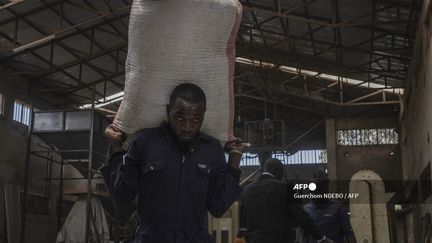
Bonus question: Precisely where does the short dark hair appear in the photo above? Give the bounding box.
[169,83,206,106]
[263,158,284,177]
[313,168,329,193]
[313,168,328,181]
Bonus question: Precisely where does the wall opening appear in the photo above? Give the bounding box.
[337,128,399,146]
[13,99,31,126]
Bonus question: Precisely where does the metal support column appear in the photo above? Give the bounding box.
[20,105,34,243]
[57,157,64,230]
[85,86,96,242]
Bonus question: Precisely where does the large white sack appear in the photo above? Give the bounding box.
[113,0,243,143]
[56,195,109,243]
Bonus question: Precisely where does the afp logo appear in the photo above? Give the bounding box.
[293,183,317,191]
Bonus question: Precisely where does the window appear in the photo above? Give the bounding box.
[237,150,327,167]
[13,100,31,125]
[337,128,399,146]
[0,94,4,115]
[273,150,327,164]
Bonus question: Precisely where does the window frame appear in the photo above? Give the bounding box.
[13,99,31,126]
[337,128,399,146]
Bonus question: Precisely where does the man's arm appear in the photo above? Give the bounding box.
[226,141,248,169]
[286,187,321,239]
[206,142,246,217]
[100,125,140,207]
[287,204,324,241]
[346,235,357,243]
[287,188,333,243]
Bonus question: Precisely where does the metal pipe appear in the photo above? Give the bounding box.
[32,149,90,153]
[57,157,64,230]
[48,155,53,197]
[29,152,62,164]
[33,129,92,134]
[85,86,96,242]
[20,105,34,243]
[42,177,91,181]
[94,106,116,115]
[44,154,53,197]
[285,120,324,150]
[240,168,262,186]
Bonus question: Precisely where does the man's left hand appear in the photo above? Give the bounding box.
[225,139,249,154]
[322,240,334,243]
[225,139,249,169]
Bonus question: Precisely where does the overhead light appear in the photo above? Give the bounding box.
[0,0,24,11]
[394,204,402,211]
[235,57,404,95]
[13,34,56,53]
[80,91,124,109]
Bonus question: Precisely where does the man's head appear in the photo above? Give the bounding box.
[313,168,329,194]
[167,83,206,144]
[312,168,330,205]
[263,158,284,180]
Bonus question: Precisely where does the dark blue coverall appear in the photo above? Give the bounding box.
[101,123,242,243]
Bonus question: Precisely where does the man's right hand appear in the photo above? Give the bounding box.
[321,239,334,243]
[302,237,334,243]
[105,124,125,147]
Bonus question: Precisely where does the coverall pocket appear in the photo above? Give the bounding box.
[196,162,211,175]
[195,162,211,197]
[141,160,166,174]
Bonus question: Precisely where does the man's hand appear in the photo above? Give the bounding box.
[346,235,357,243]
[303,236,334,243]
[225,139,249,154]
[105,124,125,147]
[225,139,250,169]
[321,239,334,243]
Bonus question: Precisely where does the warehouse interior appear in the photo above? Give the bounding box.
[0,0,430,242]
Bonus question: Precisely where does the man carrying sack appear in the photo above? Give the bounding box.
[102,83,247,243]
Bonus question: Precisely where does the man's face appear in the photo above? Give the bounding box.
[168,98,206,144]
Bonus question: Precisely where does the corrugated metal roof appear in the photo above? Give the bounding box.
[240,0,419,89]
[0,0,419,114]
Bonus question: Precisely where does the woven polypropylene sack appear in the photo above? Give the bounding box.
[113,0,242,143]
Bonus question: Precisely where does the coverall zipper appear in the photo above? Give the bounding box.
[174,153,186,243]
